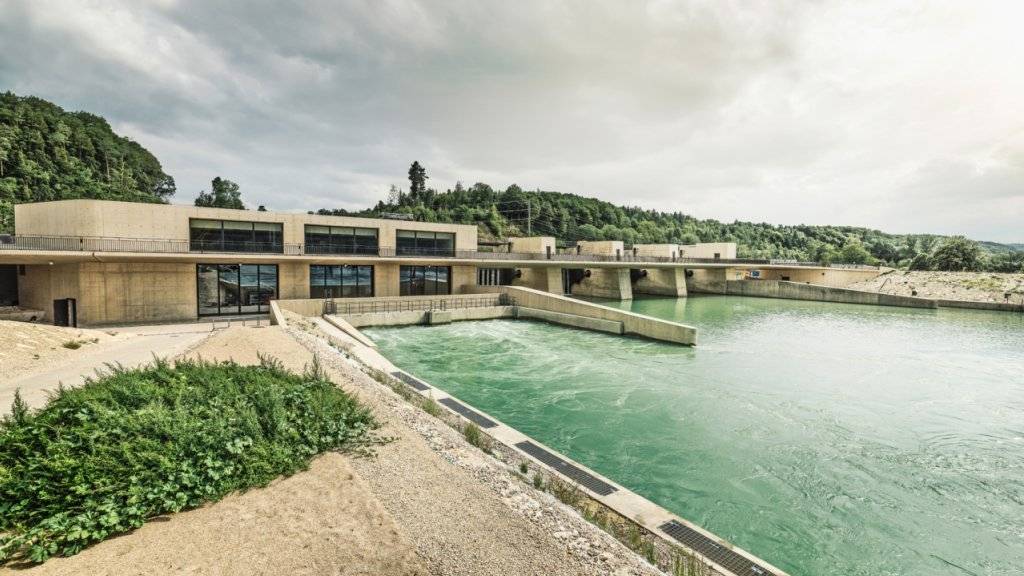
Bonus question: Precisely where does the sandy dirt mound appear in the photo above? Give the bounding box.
[848,270,1024,303]
[12,454,425,576]
[0,320,127,382]
[3,325,427,576]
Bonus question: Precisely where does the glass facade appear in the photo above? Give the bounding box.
[400,265,451,296]
[309,265,374,298]
[396,230,455,257]
[190,219,283,253]
[304,225,379,255]
[197,263,278,316]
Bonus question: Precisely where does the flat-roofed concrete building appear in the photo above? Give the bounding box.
[0,200,882,326]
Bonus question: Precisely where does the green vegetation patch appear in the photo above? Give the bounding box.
[0,357,379,565]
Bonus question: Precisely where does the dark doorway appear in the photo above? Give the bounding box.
[53,298,77,327]
[562,268,587,295]
[0,265,17,306]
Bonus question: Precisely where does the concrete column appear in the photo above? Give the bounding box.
[572,268,633,300]
[633,268,688,297]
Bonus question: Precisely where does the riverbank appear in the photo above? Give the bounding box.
[3,323,662,576]
[847,270,1024,304]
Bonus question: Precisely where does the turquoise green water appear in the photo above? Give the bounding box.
[363,296,1024,576]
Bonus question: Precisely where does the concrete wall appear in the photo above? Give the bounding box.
[508,237,555,254]
[77,262,196,325]
[685,268,729,293]
[14,199,478,251]
[513,266,563,294]
[575,240,624,257]
[498,285,696,345]
[342,306,515,328]
[17,263,80,320]
[572,268,633,299]
[632,244,678,259]
[515,307,624,334]
[725,280,937,309]
[679,242,737,259]
[633,268,687,297]
[934,299,1024,312]
[744,267,882,288]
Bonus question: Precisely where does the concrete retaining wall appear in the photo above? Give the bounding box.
[515,307,624,335]
[342,306,515,328]
[498,285,697,345]
[935,299,1024,312]
[725,280,938,309]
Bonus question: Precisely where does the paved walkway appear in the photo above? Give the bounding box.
[0,323,216,411]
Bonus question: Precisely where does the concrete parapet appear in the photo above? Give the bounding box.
[499,285,696,345]
[516,307,624,335]
[427,309,452,324]
[725,280,938,309]
[268,300,287,327]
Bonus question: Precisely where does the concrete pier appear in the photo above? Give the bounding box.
[633,268,688,297]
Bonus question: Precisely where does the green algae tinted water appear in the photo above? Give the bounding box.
[363,296,1024,576]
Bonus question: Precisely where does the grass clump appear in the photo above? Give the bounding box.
[61,340,81,350]
[548,477,582,508]
[532,472,544,490]
[519,461,528,474]
[462,422,492,452]
[0,357,379,565]
[420,397,442,418]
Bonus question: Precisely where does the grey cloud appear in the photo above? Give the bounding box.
[0,0,1021,241]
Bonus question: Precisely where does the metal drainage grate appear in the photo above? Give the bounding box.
[391,371,430,391]
[439,398,497,428]
[514,441,617,496]
[658,520,778,576]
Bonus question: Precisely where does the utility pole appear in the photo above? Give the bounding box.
[527,200,531,236]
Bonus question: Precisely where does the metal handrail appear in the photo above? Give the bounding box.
[0,234,880,269]
[333,293,509,315]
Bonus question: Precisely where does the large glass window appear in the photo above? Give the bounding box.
[304,225,379,255]
[196,263,278,316]
[400,266,451,296]
[396,230,455,257]
[190,219,283,253]
[309,265,374,298]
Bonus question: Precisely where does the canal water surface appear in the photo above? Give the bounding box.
[363,295,1024,576]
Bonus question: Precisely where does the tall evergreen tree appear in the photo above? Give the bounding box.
[407,161,427,200]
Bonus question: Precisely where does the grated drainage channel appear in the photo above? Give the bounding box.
[658,520,779,576]
[439,397,498,428]
[515,440,617,496]
[392,371,430,391]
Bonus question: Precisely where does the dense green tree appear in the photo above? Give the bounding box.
[0,92,174,232]
[837,240,875,265]
[194,177,245,210]
[929,236,982,271]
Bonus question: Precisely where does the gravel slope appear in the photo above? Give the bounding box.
[847,270,1024,303]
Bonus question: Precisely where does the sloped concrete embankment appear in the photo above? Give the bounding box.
[725,280,937,308]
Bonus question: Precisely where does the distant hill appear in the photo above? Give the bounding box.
[0,92,175,232]
[317,182,1022,270]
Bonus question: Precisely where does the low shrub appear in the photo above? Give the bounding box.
[532,472,544,490]
[462,422,491,451]
[421,398,442,418]
[519,461,528,474]
[548,477,582,508]
[61,341,81,350]
[0,357,379,565]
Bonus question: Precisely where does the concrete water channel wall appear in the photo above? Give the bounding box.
[307,316,788,576]
[274,286,698,345]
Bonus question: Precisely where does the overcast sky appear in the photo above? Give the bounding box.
[1,1,1022,242]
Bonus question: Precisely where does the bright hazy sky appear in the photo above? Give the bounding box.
[1,1,1022,242]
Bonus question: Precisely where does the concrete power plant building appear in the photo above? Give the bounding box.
[0,200,882,327]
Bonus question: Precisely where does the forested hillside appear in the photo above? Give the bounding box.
[318,174,1023,271]
[0,92,175,232]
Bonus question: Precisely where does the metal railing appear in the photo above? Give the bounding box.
[0,233,880,269]
[331,294,509,315]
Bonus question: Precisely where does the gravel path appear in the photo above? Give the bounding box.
[285,323,664,576]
